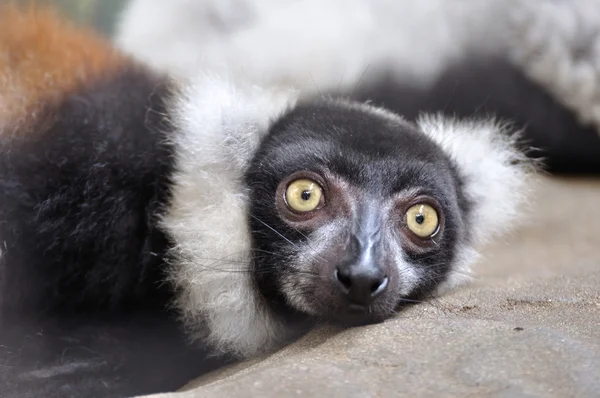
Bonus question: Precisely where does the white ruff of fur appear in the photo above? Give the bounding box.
[508,0,600,136]
[417,114,536,292]
[162,73,298,358]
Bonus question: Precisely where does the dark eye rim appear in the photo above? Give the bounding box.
[400,195,444,244]
[277,170,328,218]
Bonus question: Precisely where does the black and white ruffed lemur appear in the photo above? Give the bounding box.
[0,4,547,397]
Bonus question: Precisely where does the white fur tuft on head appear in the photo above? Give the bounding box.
[161,73,297,358]
[417,113,537,291]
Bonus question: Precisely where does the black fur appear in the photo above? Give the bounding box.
[0,313,232,398]
[246,101,471,324]
[0,69,232,396]
[0,68,173,314]
[342,57,600,174]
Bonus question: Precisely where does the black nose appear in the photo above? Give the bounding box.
[334,266,389,306]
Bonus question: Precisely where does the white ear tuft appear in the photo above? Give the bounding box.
[418,113,536,245]
[161,73,297,357]
[417,114,538,291]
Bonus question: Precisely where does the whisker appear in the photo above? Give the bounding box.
[351,63,372,98]
[249,214,299,249]
[309,72,322,98]
[284,224,328,263]
[250,214,329,264]
[397,297,426,304]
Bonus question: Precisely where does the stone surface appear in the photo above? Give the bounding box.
[144,176,600,398]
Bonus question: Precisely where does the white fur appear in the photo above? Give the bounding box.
[161,73,298,358]
[507,0,600,136]
[116,0,514,92]
[417,114,536,291]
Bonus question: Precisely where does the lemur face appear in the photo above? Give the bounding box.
[246,101,470,325]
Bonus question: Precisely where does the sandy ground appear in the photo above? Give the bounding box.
[145,176,600,397]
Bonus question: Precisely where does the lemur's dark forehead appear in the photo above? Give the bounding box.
[265,102,452,161]
[250,102,461,198]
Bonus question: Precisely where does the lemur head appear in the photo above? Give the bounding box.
[163,75,534,358]
[246,101,469,325]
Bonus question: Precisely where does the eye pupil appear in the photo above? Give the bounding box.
[301,190,311,201]
[415,214,425,224]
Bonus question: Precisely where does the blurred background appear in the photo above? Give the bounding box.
[16,0,124,35]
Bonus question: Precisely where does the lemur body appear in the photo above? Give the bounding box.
[1,5,533,397]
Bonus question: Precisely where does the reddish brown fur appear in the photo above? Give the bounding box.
[0,3,131,133]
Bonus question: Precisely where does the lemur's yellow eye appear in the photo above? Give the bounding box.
[405,204,439,238]
[285,179,323,212]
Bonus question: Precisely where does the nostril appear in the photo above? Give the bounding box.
[370,276,389,297]
[335,267,352,291]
